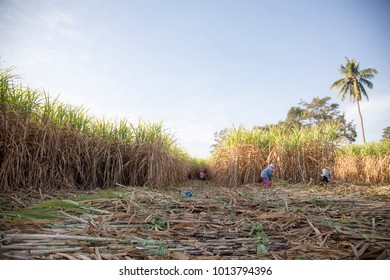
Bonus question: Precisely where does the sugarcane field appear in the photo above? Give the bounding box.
[1,68,389,261]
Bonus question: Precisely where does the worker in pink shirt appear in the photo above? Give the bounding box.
[199,171,206,181]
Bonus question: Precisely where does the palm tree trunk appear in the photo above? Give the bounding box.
[356,100,366,143]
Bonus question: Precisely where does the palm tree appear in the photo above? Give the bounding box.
[330,57,378,143]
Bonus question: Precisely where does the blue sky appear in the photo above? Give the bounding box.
[1,0,389,158]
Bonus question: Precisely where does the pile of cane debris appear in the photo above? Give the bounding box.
[1,182,389,260]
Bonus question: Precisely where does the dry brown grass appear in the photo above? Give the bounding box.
[334,155,390,184]
[210,126,390,187]
[210,144,265,186]
[210,139,336,187]
[0,107,191,192]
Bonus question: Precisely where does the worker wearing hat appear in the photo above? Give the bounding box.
[260,164,275,188]
[321,167,331,183]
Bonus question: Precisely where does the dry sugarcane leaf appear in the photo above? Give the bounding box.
[306,219,324,242]
[357,242,370,258]
[56,252,78,260]
[58,211,90,224]
[376,249,390,260]
[350,244,360,259]
[78,241,94,253]
[95,247,102,260]
[29,247,84,255]
[73,253,92,260]
[168,251,190,260]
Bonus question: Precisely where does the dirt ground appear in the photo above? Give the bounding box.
[1,180,389,260]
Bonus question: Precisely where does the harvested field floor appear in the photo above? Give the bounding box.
[1,181,389,260]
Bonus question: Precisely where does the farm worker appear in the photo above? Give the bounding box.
[199,171,206,181]
[321,167,331,183]
[260,164,275,188]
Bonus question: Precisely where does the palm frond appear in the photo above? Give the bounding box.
[360,68,378,76]
[359,78,374,89]
[360,68,378,80]
[330,78,346,90]
[338,83,350,101]
[359,84,369,101]
[338,65,348,75]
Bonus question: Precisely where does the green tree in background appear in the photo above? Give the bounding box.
[286,96,357,142]
[211,128,229,152]
[382,126,390,141]
[330,57,378,143]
